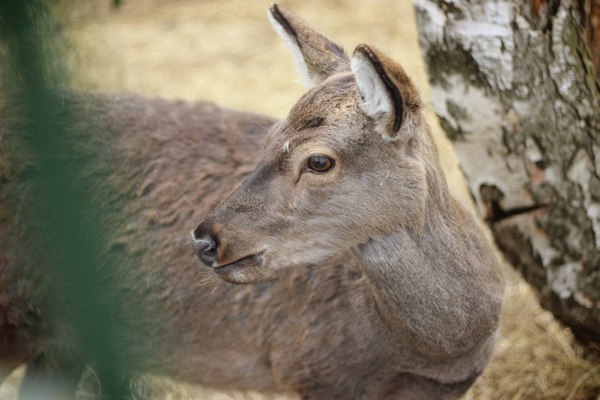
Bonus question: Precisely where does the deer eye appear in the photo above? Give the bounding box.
[307,155,335,173]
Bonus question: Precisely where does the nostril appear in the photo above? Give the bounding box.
[192,224,206,241]
[194,235,219,267]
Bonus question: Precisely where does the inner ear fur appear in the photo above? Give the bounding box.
[351,44,421,141]
[269,4,350,87]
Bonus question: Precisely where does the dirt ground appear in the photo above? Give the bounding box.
[2,0,599,398]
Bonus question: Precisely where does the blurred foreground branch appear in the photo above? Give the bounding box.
[0,0,131,397]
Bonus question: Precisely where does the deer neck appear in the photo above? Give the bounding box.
[353,163,493,357]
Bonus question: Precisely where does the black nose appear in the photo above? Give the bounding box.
[192,226,219,267]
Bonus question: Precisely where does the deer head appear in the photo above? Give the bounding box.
[192,4,430,284]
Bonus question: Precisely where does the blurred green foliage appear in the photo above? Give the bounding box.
[0,0,130,397]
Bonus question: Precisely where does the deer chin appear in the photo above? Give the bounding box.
[212,251,269,284]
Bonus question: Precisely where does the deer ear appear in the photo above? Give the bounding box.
[351,44,420,141]
[269,4,350,88]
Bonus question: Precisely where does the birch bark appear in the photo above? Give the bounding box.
[414,0,600,348]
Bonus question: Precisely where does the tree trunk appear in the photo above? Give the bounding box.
[413,0,600,349]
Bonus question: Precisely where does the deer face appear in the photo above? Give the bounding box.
[192,5,426,283]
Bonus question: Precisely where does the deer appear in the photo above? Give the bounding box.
[0,4,503,399]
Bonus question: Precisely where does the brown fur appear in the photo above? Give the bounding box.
[0,5,503,399]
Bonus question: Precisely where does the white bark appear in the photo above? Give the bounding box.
[414,0,600,346]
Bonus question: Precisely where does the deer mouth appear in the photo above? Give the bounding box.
[212,251,265,277]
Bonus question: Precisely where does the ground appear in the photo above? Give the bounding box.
[2,0,599,398]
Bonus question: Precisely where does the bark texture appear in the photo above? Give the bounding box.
[414,0,600,348]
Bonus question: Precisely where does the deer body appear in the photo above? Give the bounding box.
[1,5,503,399]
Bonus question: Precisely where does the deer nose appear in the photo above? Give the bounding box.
[192,225,219,267]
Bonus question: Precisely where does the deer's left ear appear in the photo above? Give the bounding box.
[269,4,350,88]
[351,44,421,142]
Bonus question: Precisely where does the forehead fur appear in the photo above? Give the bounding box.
[266,73,369,160]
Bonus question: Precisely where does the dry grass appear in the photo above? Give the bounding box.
[468,268,600,400]
[2,0,599,398]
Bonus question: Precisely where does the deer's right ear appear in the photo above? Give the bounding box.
[269,4,350,88]
[351,44,421,142]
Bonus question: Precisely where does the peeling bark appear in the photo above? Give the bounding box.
[414,0,600,347]
[582,0,600,76]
